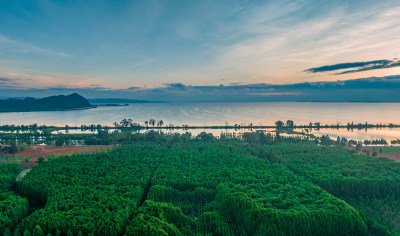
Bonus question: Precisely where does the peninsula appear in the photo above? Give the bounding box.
[0,93,93,112]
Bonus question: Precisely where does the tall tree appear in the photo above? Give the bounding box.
[275,121,284,128]
[286,120,294,127]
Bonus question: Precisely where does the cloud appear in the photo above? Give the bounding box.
[0,77,22,86]
[90,86,111,90]
[0,85,23,88]
[206,2,400,84]
[1,1,400,87]
[229,82,243,86]
[305,59,400,74]
[336,60,400,75]
[2,74,400,102]
[0,34,70,57]
[164,83,189,90]
[0,77,19,82]
[127,86,143,90]
[305,60,391,73]
[46,85,112,91]
[0,72,114,90]
[247,92,302,96]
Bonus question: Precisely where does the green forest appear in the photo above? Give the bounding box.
[1,132,400,235]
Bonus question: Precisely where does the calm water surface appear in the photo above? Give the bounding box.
[1,102,400,141]
[1,102,400,126]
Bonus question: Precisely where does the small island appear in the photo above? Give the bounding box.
[0,93,93,112]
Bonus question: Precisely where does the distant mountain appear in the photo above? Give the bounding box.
[0,93,93,112]
[88,98,163,103]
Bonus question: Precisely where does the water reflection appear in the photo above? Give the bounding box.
[1,102,400,126]
[297,127,400,142]
[51,127,400,142]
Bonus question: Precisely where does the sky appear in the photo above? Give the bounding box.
[1,0,400,99]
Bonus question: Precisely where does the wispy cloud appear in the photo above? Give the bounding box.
[0,77,22,86]
[0,72,112,89]
[337,60,400,75]
[210,2,400,84]
[305,59,400,74]
[0,84,24,88]
[0,34,70,57]
[247,92,302,96]
[0,78,18,82]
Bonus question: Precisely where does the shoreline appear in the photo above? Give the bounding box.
[0,106,95,114]
[0,123,399,131]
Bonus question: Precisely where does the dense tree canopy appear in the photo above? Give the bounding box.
[1,133,400,235]
[0,163,29,235]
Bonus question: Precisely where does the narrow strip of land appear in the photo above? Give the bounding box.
[1,123,399,131]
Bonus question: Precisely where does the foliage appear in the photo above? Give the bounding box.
[0,163,29,234]
[1,142,18,154]
[261,143,400,234]
[55,136,65,147]
[265,144,400,199]
[348,196,400,235]
[11,140,367,235]
[1,133,400,235]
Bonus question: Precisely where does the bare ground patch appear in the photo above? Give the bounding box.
[16,145,112,168]
[347,146,400,162]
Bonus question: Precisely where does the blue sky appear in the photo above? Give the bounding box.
[1,0,400,97]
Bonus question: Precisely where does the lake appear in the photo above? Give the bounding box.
[1,102,400,141]
[1,102,400,126]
